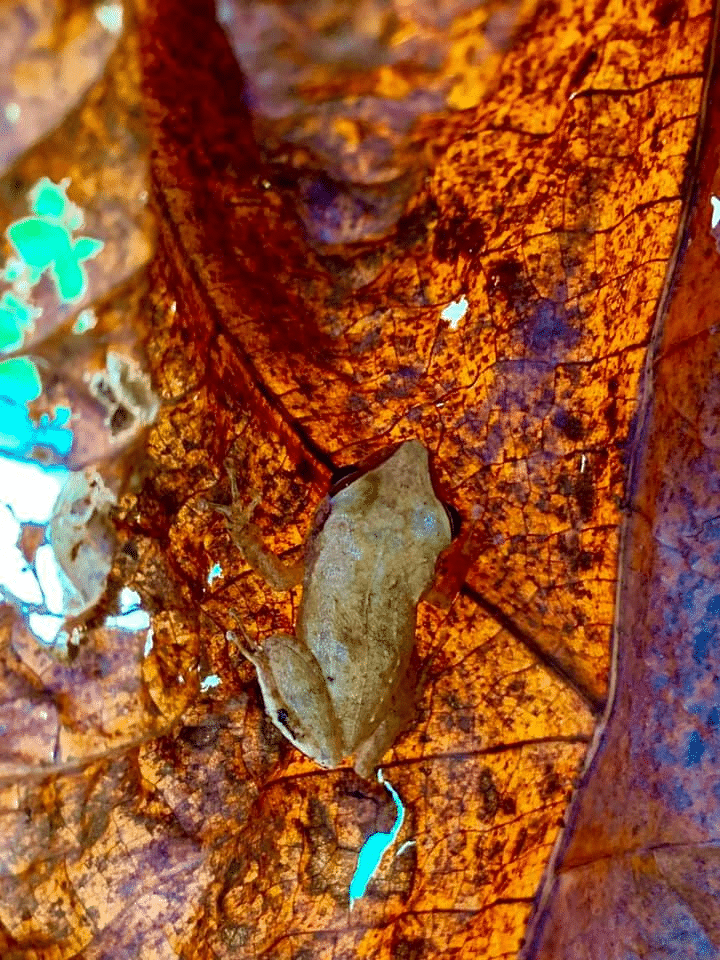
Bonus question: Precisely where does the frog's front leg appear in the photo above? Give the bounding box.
[209,464,304,591]
[229,625,344,769]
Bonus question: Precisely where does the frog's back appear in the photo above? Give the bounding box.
[299,451,451,755]
[300,521,421,753]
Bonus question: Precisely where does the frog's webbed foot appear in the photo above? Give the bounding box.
[226,616,259,665]
[201,462,303,592]
[200,460,262,538]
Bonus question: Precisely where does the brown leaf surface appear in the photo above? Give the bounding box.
[522,26,720,958]
[0,0,714,957]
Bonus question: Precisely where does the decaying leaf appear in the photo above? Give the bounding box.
[0,0,716,957]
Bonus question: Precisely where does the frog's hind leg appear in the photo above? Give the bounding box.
[230,626,345,770]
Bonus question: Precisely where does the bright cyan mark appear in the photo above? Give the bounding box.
[349,770,405,908]
[0,358,41,403]
[73,309,97,334]
[95,3,124,32]
[4,103,21,125]
[0,293,41,350]
[0,399,72,457]
[440,295,468,330]
[4,177,103,306]
[711,195,720,230]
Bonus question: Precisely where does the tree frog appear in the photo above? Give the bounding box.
[216,440,454,778]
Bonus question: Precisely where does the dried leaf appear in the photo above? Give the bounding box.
[0,0,714,957]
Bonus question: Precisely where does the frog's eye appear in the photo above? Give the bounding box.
[444,502,462,539]
[329,464,363,494]
[328,444,403,495]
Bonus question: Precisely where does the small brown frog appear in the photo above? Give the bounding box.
[217,440,453,777]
